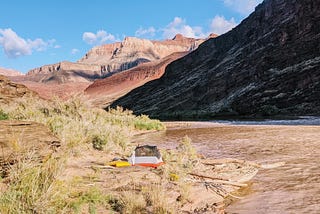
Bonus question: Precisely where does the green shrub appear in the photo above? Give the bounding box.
[3,96,163,151]
[0,109,9,120]
[91,135,107,151]
[69,187,111,214]
[134,115,165,131]
[161,136,199,182]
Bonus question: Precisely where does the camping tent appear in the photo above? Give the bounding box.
[128,145,164,168]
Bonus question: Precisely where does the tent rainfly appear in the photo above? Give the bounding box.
[128,145,164,168]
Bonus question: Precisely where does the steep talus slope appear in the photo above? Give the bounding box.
[111,0,320,119]
[85,52,187,107]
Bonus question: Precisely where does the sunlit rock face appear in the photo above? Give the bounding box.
[26,34,206,81]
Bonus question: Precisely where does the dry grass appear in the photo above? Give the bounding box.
[2,94,231,213]
[0,95,166,213]
[119,191,147,214]
[2,95,164,151]
[161,136,199,180]
[143,184,174,214]
[112,184,175,214]
[0,151,62,213]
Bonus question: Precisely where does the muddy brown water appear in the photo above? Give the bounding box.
[134,121,320,214]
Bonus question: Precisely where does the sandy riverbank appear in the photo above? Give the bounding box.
[1,120,289,213]
[56,121,272,213]
[59,143,260,213]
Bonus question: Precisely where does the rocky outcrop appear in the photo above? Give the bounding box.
[0,75,37,104]
[0,67,23,76]
[111,0,320,119]
[85,52,188,107]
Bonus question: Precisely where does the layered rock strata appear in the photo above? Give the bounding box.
[111,0,320,119]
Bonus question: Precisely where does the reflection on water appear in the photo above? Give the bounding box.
[135,120,320,213]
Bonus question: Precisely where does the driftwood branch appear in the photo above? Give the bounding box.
[188,172,247,187]
[188,172,229,181]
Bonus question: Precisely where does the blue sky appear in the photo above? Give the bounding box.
[0,0,262,73]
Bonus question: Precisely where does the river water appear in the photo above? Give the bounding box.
[134,118,320,214]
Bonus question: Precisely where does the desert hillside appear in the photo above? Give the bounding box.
[111,0,320,119]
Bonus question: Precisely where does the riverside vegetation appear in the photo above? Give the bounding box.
[0,95,258,213]
[1,95,226,213]
[0,95,178,213]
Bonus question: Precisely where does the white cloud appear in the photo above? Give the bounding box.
[71,48,79,54]
[0,28,54,58]
[162,17,206,39]
[27,38,47,51]
[134,16,237,39]
[82,30,117,45]
[135,27,156,38]
[0,28,31,57]
[54,45,61,49]
[223,0,263,15]
[210,15,237,35]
